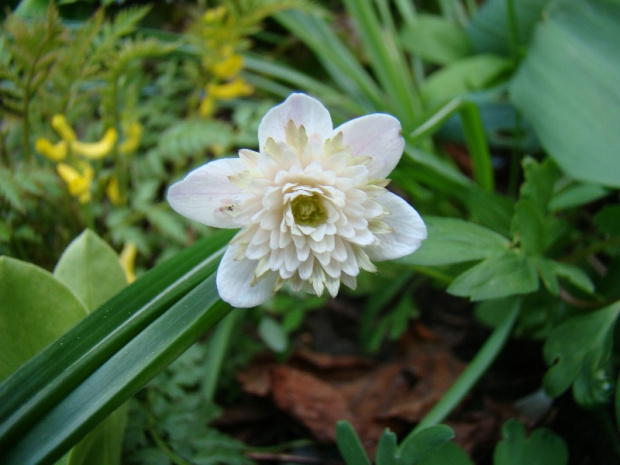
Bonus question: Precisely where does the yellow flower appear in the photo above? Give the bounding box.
[57,162,94,203]
[106,176,121,206]
[203,6,226,23]
[119,241,138,283]
[199,95,215,117]
[207,77,253,100]
[51,114,77,143]
[71,128,118,160]
[212,53,244,79]
[35,138,67,161]
[119,122,143,155]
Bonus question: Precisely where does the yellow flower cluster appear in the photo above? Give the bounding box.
[198,7,254,117]
[35,115,142,205]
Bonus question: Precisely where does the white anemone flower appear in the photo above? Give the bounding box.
[167,93,427,308]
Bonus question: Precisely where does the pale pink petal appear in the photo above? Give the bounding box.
[258,93,333,148]
[366,192,427,261]
[167,158,244,228]
[335,114,405,178]
[216,245,277,307]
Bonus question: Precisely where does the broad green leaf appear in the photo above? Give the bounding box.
[421,55,511,107]
[514,199,545,256]
[466,0,551,55]
[465,188,514,237]
[375,429,398,465]
[543,302,620,399]
[518,157,559,212]
[397,424,454,465]
[336,421,371,465]
[400,14,471,64]
[549,183,609,212]
[510,0,620,187]
[493,419,568,465]
[551,261,594,294]
[398,217,509,266]
[257,316,288,353]
[448,250,539,301]
[418,442,474,465]
[0,257,87,381]
[536,258,559,296]
[54,230,127,312]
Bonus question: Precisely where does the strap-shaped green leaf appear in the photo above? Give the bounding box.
[2,275,231,464]
[0,229,234,458]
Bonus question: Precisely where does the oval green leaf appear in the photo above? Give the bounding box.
[54,230,127,312]
[0,257,87,381]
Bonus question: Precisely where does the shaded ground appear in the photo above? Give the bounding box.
[215,291,619,464]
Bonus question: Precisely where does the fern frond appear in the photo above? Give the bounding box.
[2,5,66,93]
[0,166,25,212]
[104,37,177,82]
[105,5,152,39]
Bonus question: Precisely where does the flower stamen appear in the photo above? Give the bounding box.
[291,193,327,227]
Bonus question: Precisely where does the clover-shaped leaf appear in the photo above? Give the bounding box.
[493,419,568,465]
[543,302,620,404]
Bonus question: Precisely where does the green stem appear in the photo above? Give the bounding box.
[202,308,244,403]
[408,299,520,435]
[409,98,494,192]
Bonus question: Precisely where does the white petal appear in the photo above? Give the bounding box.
[365,192,427,261]
[335,114,404,179]
[167,158,244,228]
[258,94,333,148]
[216,245,277,308]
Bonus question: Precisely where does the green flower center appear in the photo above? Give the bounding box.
[291,193,327,227]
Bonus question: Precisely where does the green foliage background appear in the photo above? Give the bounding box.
[1,0,619,464]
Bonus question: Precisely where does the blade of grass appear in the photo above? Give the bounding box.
[341,0,421,127]
[0,229,235,451]
[202,308,246,403]
[243,53,365,116]
[1,275,231,465]
[404,298,520,441]
[275,10,385,111]
[394,0,426,88]
[409,97,494,192]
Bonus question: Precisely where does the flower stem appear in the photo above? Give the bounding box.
[407,298,520,436]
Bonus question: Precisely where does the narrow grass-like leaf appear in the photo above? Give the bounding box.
[341,0,420,127]
[409,97,494,191]
[1,275,231,464]
[411,298,520,434]
[202,309,245,403]
[275,10,385,112]
[0,229,234,453]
